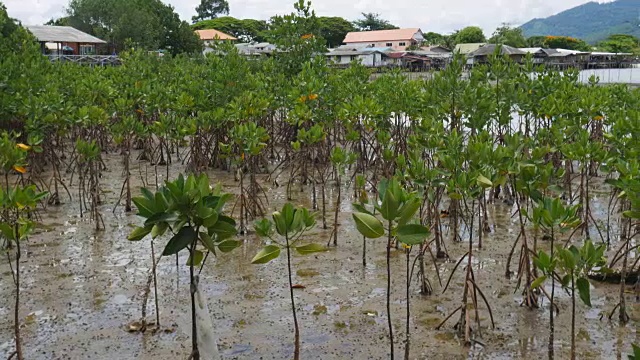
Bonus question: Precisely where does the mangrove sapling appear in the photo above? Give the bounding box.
[530,197,581,356]
[501,142,549,308]
[328,146,355,246]
[561,129,606,242]
[437,174,495,345]
[252,203,326,360]
[128,173,240,359]
[397,224,431,360]
[222,121,270,234]
[73,139,104,231]
[352,177,422,359]
[354,174,369,266]
[0,185,48,360]
[112,115,145,213]
[533,240,607,360]
[0,133,30,192]
[605,175,640,323]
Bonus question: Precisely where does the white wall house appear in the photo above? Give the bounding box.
[326,48,391,67]
[195,29,237,54]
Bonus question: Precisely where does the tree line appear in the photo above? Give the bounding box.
[7,0,640,55]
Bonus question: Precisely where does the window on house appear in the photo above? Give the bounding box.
[399,42,406,46]
[371,44,375,47]
[80,45,94,55]
[350,55,357,61]
[386,43,392,47]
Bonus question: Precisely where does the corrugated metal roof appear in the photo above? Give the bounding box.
[411,50,453,58]
[343,28,421,43]
[590,51,632,56]
[327,49,385,56]
[26,25,106,44]
[196,29,236,41]
[454,43,486,54]
[469,44,526,56]
[520,48,560,56]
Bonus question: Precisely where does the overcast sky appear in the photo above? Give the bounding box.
[4,0,604,35]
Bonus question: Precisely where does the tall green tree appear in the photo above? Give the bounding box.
[455,26,486,44]
[268,0,327,76]
[598,34,639,53]
[317,16,355,48]
[543,35,591,51]
[423,31,445,46]
[488,24,526,48]
[66,0,202,54]
[526,35,546,47]
[352,12,398,32]
[192,0,230,23]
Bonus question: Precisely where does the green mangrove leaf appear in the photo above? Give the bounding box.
[128,225,153,241]
[295,243,328,255]
[199,232,216,253]
[623,210,640,219]
[576,277,591,307]
[162,226,196,256]
[273,211,287,236]
[151,222,169,239]
[531,275,547,289]
[477,174,493,188]
[352,203,373,216]
[187,249,204,266]
[252,245,281,264]
[396,224,430,245]
[218,239,241,253]
[396,199,421,226]
[352,212,384,239]
[380,190,399,221]
[144,212,177,226]
[210,219,237,241]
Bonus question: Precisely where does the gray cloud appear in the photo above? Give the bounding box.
[4,0,594,35]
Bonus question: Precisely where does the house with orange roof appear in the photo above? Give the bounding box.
[195,29,237,53]
[342,28,424,51]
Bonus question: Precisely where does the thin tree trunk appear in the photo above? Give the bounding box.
[189,243,200,360]
[286,233,300,360]
[387,220,395,360]
[404,249,411,360]
[571,274,576,360]
[14,231,23,360]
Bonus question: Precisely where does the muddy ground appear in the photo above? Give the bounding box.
[0,152,638,359]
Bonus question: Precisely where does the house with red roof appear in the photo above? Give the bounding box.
[195,29,237,54]
[342,28,424,51]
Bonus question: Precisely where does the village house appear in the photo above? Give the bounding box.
[326,47,393,67]
[26,25,106,56]
[519,47,560,64]
[467,44,526,65]
[342,28,424,51]
[196,29,237,54]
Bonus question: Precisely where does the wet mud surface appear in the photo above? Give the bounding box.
[1,152,638,359]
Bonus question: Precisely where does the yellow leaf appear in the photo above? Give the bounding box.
[308,94,318,101]
[13,165,27,174]
[16,143,31,151]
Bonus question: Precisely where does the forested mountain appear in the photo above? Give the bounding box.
[520,0,640,43]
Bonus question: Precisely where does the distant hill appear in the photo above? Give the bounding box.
[520,0,640,44]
